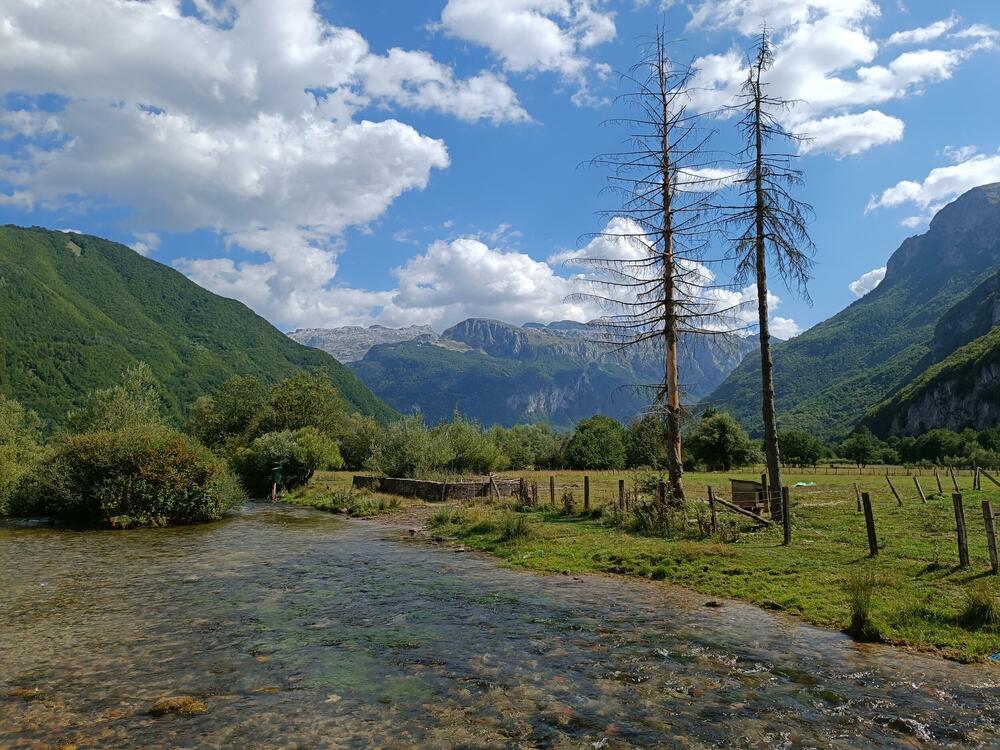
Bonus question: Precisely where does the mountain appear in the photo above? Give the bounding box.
[289,324,438,362]
[0,226,396,424]
[322,318,754,427]
[707,183,1000,439]
[865,268,1000,435]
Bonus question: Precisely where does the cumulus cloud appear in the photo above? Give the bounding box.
[439,0,616,103]
[0,0,539,328]
[770,317,803,339]
[684,0,990,157]
[866,148,1000,226]
[797,110,904,157]
[849,266,887,297]
[886,14,958,46]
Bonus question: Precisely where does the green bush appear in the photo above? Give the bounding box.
[498,511,533,542]
[233,427,343,496]
[367,415,453,478]
[0,395,42,516]
[687,410,760,471]
[564,415,627,470]
[13,425,244,526]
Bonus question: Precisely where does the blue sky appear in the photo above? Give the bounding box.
[1,0,998,337]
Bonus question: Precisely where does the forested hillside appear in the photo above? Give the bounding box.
[0,226,396,423]
[708,183,1000,438]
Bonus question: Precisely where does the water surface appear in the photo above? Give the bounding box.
[2,503,999,748]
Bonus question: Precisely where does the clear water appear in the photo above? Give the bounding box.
[2,503,999,749]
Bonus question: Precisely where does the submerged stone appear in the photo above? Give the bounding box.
[149,696,207,716]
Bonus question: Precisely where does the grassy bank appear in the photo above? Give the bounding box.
[314,469,1000,661]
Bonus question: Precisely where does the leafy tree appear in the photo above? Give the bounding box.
[489,423,564,470]
[841,428,882,468]
[687,411,760,471]
[233,427,343,495]
[779,430,825,467]
[564,415,626,470]
[256,371,348,438]
[912,429,964,465]
[625,414,667,469]
[0,395,42,515]
[338,413,383,471]
[367,415,454,478]
[438,415,507,474]
[186,375,268,448]
[67,363,164,433]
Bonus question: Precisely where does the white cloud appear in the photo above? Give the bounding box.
[770,317,803,339]
[849,266,886,297]
[797,110,904,157]
[866,149,1000,226]
[129,231,161,257]
[886,14,957,46]
[941,144,977,163]
[684,0,989,157]
[0,0,537,329]
[439,0,616,103]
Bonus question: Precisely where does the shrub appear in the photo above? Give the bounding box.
[67,363,165,433]
[14,425,244,526]
[439,416,507,474]
[233,427,343,496]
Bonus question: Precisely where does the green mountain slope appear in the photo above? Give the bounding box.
[865,268,1000,434]
[0,226,395,423]
[707,183,1000,439]
[348,318,753,427]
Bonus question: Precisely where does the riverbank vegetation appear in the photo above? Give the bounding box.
[412,469,1000,661]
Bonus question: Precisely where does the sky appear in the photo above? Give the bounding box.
[1,0,999,338]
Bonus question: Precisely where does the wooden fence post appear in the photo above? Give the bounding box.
[782,486,791,546]
[953,493,970,569]
[618,479,625,510]
[584,476,590,512]
[935,471,943,494]
[531,482,538,507]
[886,475,902,506]
[707,486,719,534]
[853,482,862,512]
[519,477,526,504]
[549,475,555,505]
[913,476,927,504]
[861,493,878,557]
[950,467,961,494]
[975,466,982,491]
[983,500,998,574]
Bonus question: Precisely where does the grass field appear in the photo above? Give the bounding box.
[306,469,1000,662]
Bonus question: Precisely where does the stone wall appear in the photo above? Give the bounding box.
[352,475,522,502]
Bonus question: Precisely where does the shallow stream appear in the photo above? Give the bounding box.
[2,503,999,748]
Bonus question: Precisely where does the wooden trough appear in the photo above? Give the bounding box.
[730,478,766,511]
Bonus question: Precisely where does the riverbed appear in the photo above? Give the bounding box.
[2,503,999,748]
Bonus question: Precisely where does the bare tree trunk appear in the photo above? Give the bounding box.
[660,47,685,503]
[753,81,782,514]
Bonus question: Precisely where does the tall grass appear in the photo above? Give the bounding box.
[498,512,533,542]
[844,564,882,640]
[962,581,1000,630]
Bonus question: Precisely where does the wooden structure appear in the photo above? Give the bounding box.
[730,478,767,512]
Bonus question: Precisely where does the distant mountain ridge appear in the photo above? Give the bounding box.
[0,226,396,424]
[289,324,439,363]
[708,183,1000,439]
[295,318,754,427]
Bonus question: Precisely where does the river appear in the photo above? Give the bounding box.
[2,503,999,748]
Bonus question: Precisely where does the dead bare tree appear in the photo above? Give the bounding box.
[571,31,743,503]
[725,29,815,513]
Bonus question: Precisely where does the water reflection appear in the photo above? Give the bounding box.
[2,503,998,748]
